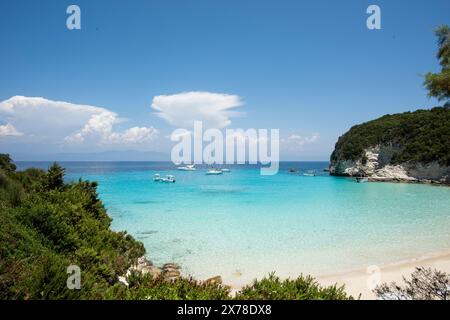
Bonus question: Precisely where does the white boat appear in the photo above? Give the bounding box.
[221,168,230,172]
[161,175,176,183]
[154,174,176,183]
[303,170,316,177]
[206,169,223,175]
[177,164,196,171]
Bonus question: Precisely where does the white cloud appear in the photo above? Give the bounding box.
[0,96,157,148]
[0,123,24,137]
[113,127,157,143]
[152,91,243,129]
[287,134,319,145]
[0,96,108,138]
[66,111,158,144]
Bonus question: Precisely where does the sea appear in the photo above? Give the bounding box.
[15,161,450,287]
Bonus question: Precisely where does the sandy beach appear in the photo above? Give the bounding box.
[317,249,450,299]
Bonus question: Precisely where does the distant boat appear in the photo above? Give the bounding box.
[288,168,298,173]
[161,175,176,183]
[153,174,176,183]
[178,164,196,171]
[356,177,368,183]
[221,168,230,172]
[303,170,316,177]
[206,169,223,175]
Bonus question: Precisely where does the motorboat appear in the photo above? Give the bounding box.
[206,169,223,175]
[161,175,176,183]
[154,174,176,183]
[221,168,230,172]
[177,164,196,171]
[303,170,316,177]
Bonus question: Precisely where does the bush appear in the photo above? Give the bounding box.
[0,155,144,299]
[236,273,354,300]
[374,267,450,300]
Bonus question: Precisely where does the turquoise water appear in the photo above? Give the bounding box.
[17,162,450,287]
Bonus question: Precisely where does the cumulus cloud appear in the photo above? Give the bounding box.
[152,91,243,129]
[0,96,157,147]
[0,123,24,137]
[0,96,108,138]
[66,111,158,144]
[287,134,319,145]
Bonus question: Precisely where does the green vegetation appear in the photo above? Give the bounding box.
[424,25,450,102]
[236,273,352,300]
[330,106,450,165]
[0,157,145,299]
[0,154,353,300]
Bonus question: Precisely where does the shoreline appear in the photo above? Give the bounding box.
[330,174,450,186]
[224,249,450,299]
[311,249,450,299]
[366,177,450,186]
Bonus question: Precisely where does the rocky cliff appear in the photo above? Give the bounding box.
[329,107,450,184]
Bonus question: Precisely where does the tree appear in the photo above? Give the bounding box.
[0,154,16,173]
[374,267,450,300]
[42,162,65,191]
[424,25,450,103]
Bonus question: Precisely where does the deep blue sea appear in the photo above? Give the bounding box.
[16,161,450,287]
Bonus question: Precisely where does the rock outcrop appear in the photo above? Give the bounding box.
[330,145,450,184]
[119,256,182,287]
[329,106,449,184]
[162,262,182,281]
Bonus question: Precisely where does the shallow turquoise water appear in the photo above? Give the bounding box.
[17,161,450,286]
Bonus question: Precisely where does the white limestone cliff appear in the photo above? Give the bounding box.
[329,145,449,183]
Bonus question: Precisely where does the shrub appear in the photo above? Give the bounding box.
[374,267,450,300]
[236,273,354,300]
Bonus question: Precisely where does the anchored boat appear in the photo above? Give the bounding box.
[206,169,223,175]
[303,170,316,177]
[153,174,176,183]
[161,175,176,183]
[177,164,196,171]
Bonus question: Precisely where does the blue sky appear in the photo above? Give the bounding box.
[0,0,449,160]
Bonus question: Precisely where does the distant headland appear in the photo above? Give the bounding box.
[329,106,450,184]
